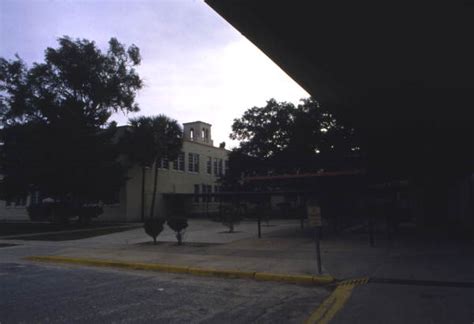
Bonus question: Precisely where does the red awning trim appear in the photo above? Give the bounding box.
[243,170,365,182]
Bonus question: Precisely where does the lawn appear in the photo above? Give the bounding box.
[0,222,141,241]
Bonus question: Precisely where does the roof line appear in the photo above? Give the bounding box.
[243,170,366,181]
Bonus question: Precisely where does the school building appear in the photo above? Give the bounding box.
[0,121,229,222]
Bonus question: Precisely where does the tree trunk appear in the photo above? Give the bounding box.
[149,160,159,219]
[141,166,146,222]
[177,232,182,245]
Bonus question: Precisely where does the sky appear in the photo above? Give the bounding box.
[0,0,309,148]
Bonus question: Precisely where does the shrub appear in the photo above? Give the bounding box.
[144,218,165,245]
[77,205,103,226]
[167,218,188,245]
[27,203,52,222]
[220,204,242,233]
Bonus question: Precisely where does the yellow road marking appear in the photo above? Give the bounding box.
[306,277,369,324]
[24,256,334,285]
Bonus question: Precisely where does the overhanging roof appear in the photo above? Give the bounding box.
[205,0,474,176]
[205,0,474,126]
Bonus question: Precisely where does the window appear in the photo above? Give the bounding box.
[207,185,212,202]
[173,152,185,171]
[30,191,41,205]
[194,184,200,203]
[213,158,218,176]
[104,189,120,205]
[173,157,178,170]
[201,128,209,141]
[190,128,195,141]
[206,157,212,174]
[202,184,212,202]
[188,153,199,173]
[214,185,220,202]
[159,157,169,169]
[179,152,185,171]
[13,195,27,207]
[202,184,208,202]
[218,159,223,176]
[224,160,229,174]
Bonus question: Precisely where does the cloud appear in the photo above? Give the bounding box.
[119,38,309,149]
[1,0,309,149]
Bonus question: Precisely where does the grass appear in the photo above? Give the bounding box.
[0,223,141,241]
[0,243,17,248]
[0,222,136,237]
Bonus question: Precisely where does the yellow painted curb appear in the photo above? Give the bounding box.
[188,267,255,279]
[255,272,315,284]
[305,277,369,324]
[25,256,188,274]
[312,275,335,285]
[25,256,334,286]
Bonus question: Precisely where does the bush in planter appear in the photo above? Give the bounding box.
[220,204,242,233]
[77,205,103,226]
[144,218,165,245]
[27,202,69,224]
[167,218,188,245]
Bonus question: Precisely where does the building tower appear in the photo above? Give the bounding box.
[183,121,214,146]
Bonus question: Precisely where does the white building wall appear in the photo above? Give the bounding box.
[0,200,30,221]
[124,139,229,221]
[0,122,229,222]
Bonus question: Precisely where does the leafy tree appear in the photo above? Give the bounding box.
[218,148,260,191]
[219,202,243,233]
[167,218,188,245]
[228,97,361,177]
[144,218,165,245]
[0,36,143,214]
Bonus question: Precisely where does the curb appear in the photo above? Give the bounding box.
[25,255,335,286]
[305,277,369,324]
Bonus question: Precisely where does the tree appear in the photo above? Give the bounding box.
[167,218,188,245]
[0,36,143,217]
[229,97,361,176]
[120,115,183,221]
[144,218,165,245]
[120,117,160,222]
[148,116,183,219]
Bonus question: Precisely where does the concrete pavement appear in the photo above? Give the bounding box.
[2,218,474,323]
[8,219,333,278]
[3,219,473,283]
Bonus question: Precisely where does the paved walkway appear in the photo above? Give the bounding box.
[24,220,329,276]
[3,219,473,324]
[2,219,473,282]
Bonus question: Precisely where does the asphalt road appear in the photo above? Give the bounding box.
[1,223,473,324]
[0,259,328,323]
[332,281,474,324]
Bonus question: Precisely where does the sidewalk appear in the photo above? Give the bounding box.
[30,220,331,277]
[9,219,474,284]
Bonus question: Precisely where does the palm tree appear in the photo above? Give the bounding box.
[121,115,182,221]
[148,115,183,219]
[121,117,158,221]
